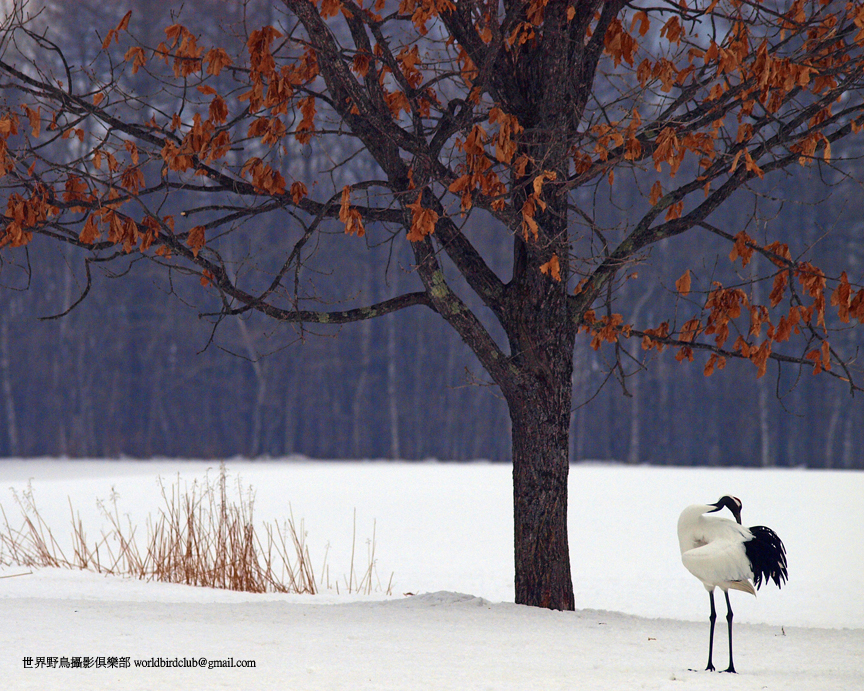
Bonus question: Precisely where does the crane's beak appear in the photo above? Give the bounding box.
[709,496,742,524]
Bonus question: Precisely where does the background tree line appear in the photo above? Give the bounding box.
[0,0,861,469]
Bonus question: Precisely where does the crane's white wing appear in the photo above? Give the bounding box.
[678,507,752,554]
[682,538,755,593]
[692,516,751,548]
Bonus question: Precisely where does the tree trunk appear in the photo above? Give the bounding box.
[237,317,267,457]
[0,316,18,456]
[494,168,576,609]
[386,320,401,459]
[351,309,372,456]
[503,274,576,609]
[509,374,574,610]
[750,255,773,467]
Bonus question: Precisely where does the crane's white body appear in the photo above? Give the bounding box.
[677,503,756,596]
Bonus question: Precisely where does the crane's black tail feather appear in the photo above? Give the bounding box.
[744,525,788,590]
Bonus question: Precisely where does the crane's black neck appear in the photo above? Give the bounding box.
[709,496,742,524]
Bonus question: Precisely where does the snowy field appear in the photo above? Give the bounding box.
[0,459,862,690]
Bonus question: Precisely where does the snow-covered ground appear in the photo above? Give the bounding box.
[1,459,862,690]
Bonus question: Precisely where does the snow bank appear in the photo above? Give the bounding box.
[1,460,861,690]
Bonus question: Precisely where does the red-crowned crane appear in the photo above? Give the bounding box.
[677,495,787,673]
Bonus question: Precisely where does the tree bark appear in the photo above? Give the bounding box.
[509,369,575,610]
[502,221,577,609]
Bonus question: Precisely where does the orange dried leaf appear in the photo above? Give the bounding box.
[120,165,145,194]
[295,96,317,143]
[320,0,343,18]
[208,95,228,125]
[660,15,684,44]
[521,197,539,240]
[290,181,308,204]
[664,200,684,221]
[352,53,371,77]
[751,340,772,378]
[805,348,822,374]
[675,346,694,362]
[124,46,147,74]
[640,321,670,352]
[117,10,132,32]
[406,192,439,242]
[749,304,770,338]
[679,317,702,343]
[339,186,365,237]
[830,271,852,323]
[532,170,556,197]
[0,114,19,137]
[140,216,158,251]
[729,149,743,174]
[704,353,726,377]
[22,105,40,138]
[124,140,139,164]
[102,30,117,51]
[204,48,232,76]
[539,254,561,282]
[187,225,206,257]
[102,10,132,50]
[675,269,691,297]
[744,151,764,179]
[79,214,100,245]
[631,11,650,37]
[769,271,788,307]
[728,231,754,267]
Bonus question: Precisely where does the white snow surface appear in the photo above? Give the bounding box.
[1,459,862,690]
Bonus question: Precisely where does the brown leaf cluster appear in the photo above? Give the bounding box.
[448,121,507,213]
[398,0,455,36]
[339,186,365,237]
[157,24,204,78]
[3,187,57,248]
[102,11,132,51]
[586,313,631,351]
[241,157,286,195]
[406,192,438,242]
[520,171,556,240]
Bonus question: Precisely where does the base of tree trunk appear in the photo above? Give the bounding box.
[511,394,575,611]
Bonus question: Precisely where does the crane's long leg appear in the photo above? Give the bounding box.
[724,591,736,674]
[706,590,717,672]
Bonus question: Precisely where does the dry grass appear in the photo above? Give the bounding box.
[319,509,394,596]
[0,464,391,595]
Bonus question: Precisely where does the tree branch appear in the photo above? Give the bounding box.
[628,328,863,394]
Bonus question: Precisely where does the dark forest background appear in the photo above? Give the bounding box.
[0,0,862,468]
